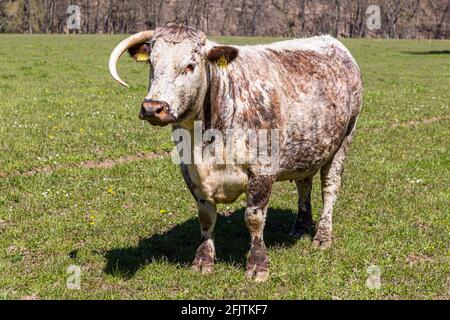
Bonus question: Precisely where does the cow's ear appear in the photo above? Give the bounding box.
[207,46,239,67]
[128,42,151,62]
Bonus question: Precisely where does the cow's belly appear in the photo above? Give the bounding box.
[276,167,320,181]
[187,164,248,204]
[278,137,339,174]
[278,101,350,172]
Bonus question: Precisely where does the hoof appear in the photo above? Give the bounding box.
[290,217,314,238]
[288,229,303,238]
[191,239,215,274]
[191,262,214,275]
[245,267,269,282]
[289,225,312,238]
[312,234,332,249]
[254,271,269,282]
[312,223,332,249]
[312,238,332,249]
[245,237,269,282]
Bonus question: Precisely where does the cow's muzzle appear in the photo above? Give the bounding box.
[139,99,176,126]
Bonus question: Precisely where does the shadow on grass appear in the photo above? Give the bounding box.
[104,208,312,278]
[402,50,450,55]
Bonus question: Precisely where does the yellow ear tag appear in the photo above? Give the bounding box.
[136,52,149,62]
[217,55,228,68]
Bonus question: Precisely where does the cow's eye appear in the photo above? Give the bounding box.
[183,64,195,74]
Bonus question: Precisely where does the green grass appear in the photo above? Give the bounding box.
[0,35,449,299]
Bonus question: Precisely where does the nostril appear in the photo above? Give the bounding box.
[154,106,164,114]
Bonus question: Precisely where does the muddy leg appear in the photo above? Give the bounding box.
[245,174,275,282]
[313,131,355,249]
[289,176,314,238]
[191,199,217,274]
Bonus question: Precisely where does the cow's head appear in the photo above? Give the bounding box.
[109,25,238,126]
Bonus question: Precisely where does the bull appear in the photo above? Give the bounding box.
[108,25,362,282]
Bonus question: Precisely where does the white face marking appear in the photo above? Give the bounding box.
[146,39,208,121]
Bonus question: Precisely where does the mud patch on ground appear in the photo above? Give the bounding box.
[360,115,450,133]
[390,115,450,128]
[0,151,170,179]
[406,252,434,266]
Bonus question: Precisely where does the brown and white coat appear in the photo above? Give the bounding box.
[109,26,362,282]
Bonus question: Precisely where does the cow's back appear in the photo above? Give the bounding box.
[207,36,362,180]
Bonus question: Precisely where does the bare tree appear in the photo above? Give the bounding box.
[0,0,448,38]
[429,0,450,38]
[23,0,33,33]
[383,0,406,38]
[271,0,296,37]
[334,0,341,37]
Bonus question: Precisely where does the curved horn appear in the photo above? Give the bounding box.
[108,30,154,88]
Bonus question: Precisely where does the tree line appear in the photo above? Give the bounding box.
[0,0,449,38]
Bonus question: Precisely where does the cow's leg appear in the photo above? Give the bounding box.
[245,174,275,282]
[180,165,217,274]
[289,176,314,238]
[313,129,355,249]
[191,199,217,274]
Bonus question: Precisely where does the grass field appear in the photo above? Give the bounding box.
[0,34,449,300]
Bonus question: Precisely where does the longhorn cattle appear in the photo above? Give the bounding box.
[109,25,362,282]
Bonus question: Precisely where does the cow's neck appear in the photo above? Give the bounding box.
[203,58,281,132]
[199,62,233,132]
[176,54,280,135]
